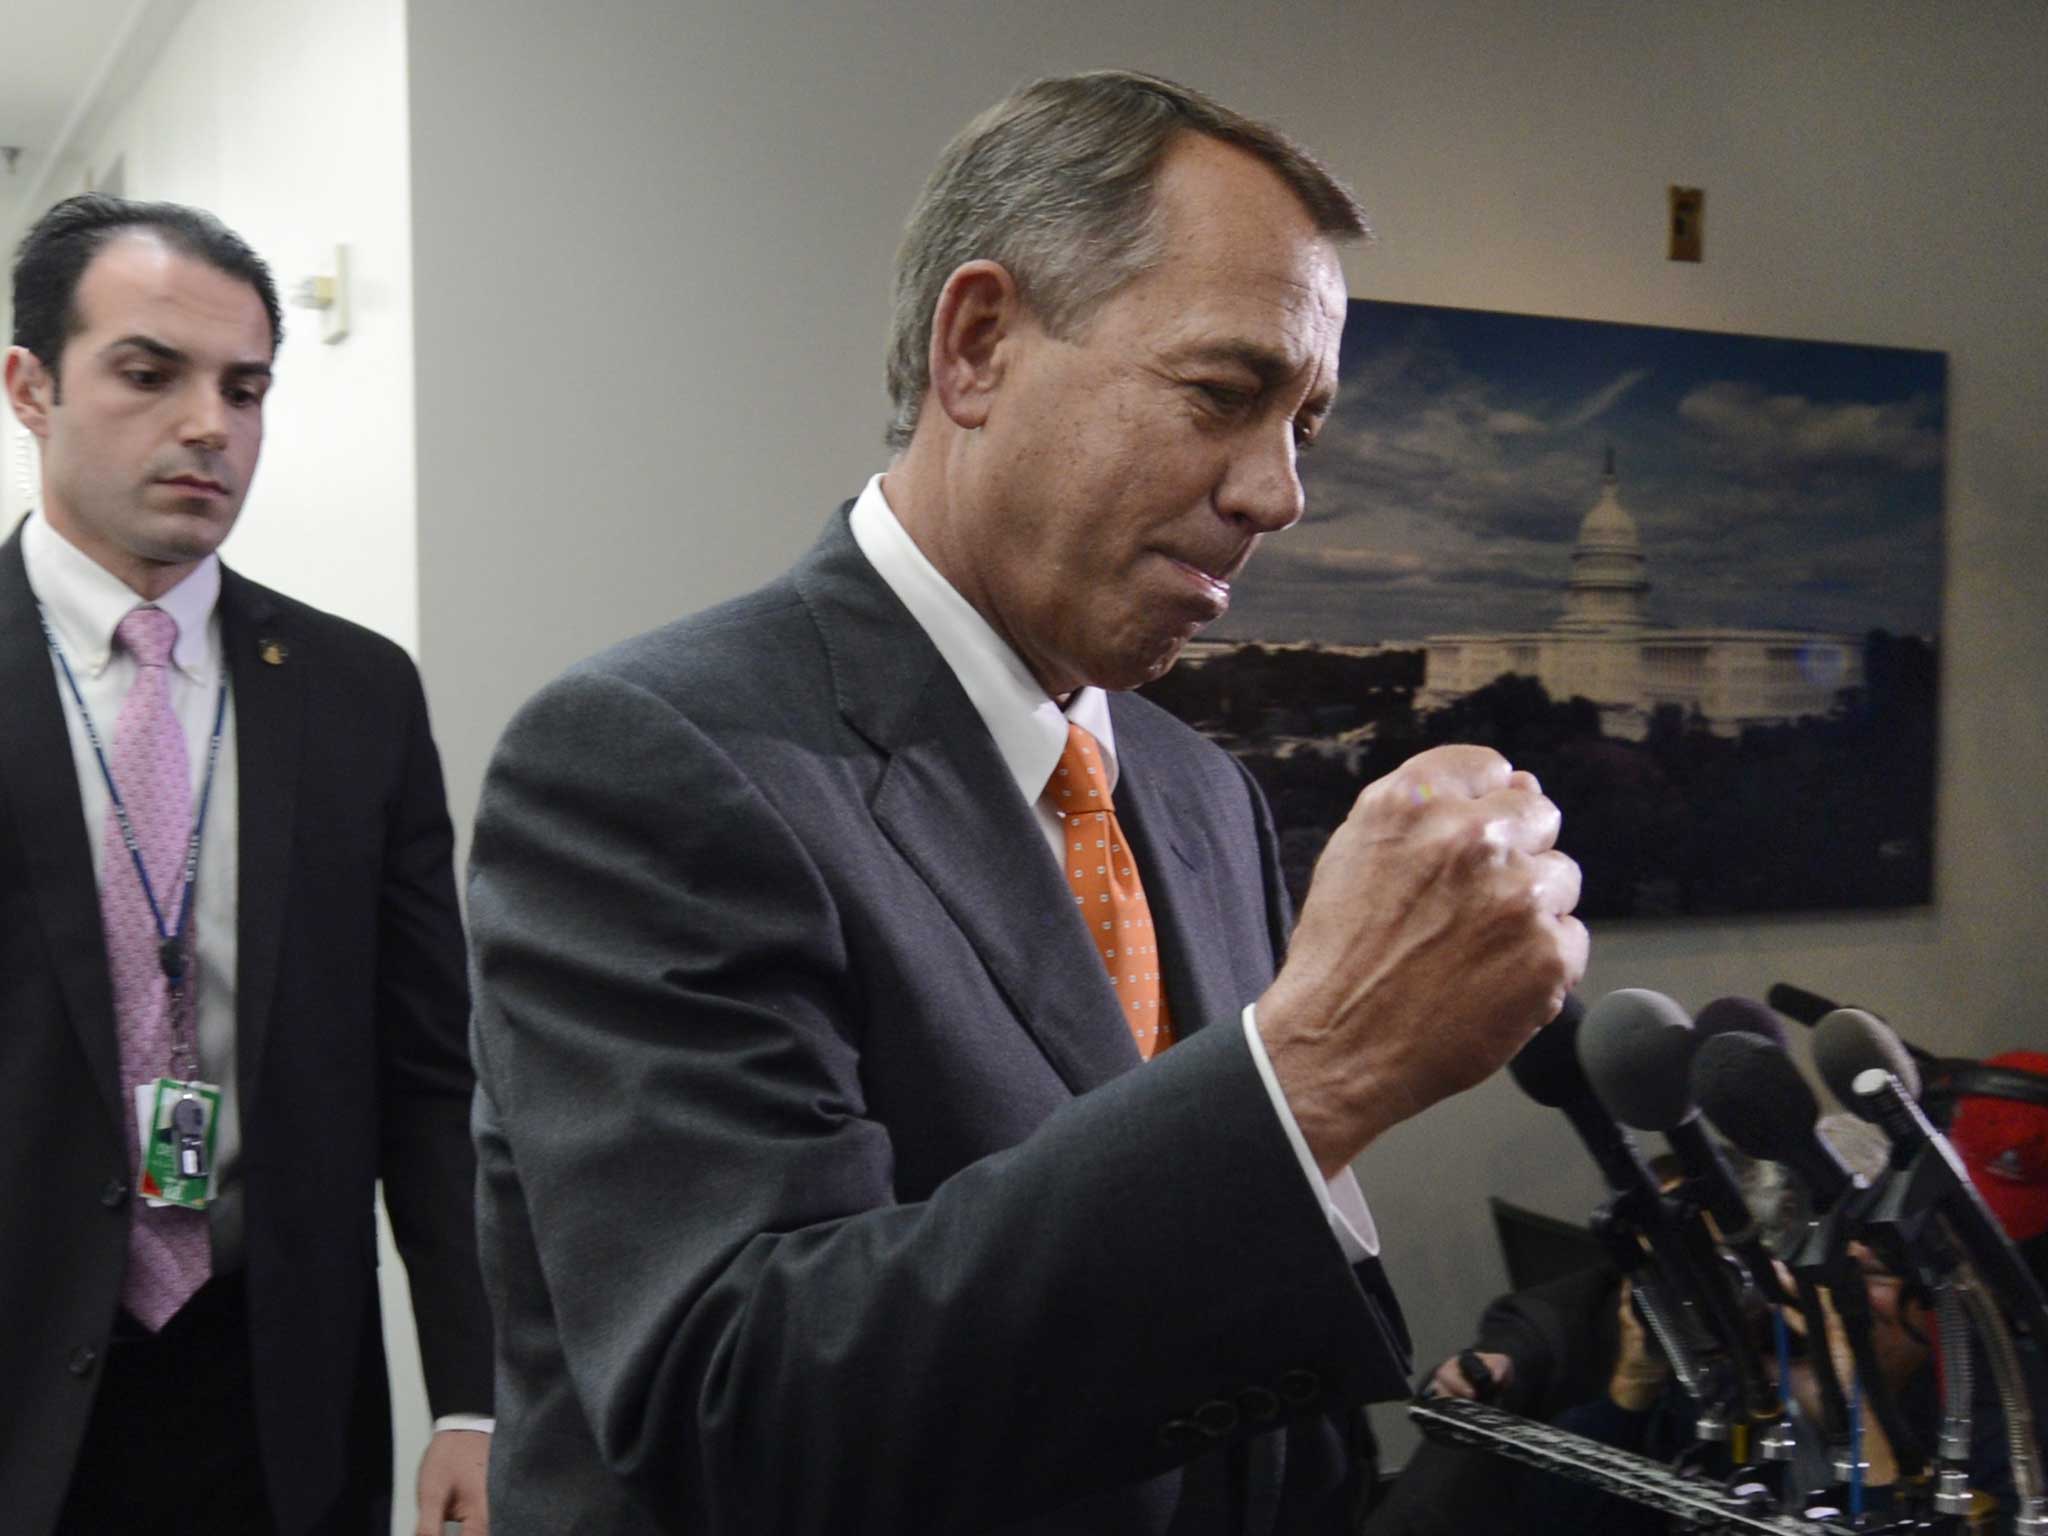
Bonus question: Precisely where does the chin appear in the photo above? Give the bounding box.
[1136,647,1187,685]
[141,506,236,551]
[1093,639,1189,692]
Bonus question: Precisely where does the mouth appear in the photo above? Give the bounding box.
[1158,550,1245,611]
[157,474,230,498]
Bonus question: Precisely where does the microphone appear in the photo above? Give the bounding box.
[1808,1007,1950,1281]
[1579,988,1702,1129]
[1580,991,1786,1290]
[1693,1032,1861,1216]
[1765,982,1840,1029]
[1694,995,1790,1051]
[1695,1031,1930,1481]
[1850,1069,2048,1339]
[1814,1007,1923,1120]
[1509,995,1668,1219]
[1511,995,1732,1434]
[1766,983,1940,1073]
[1578,990,1788,1421]
[1805,1009,2032,1296]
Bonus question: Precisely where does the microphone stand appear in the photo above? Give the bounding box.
[1948,1253,2048,1533]
[1861,1125,1986,1523]
[1589,1189,1738,1446]
[1856,1070,2048,1533]
[1932,1281,1979,1522]
[1662,1165,1800,1502]
[1781,1184,1942,1531]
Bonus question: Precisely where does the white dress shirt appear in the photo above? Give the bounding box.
[848,475,1379,1262]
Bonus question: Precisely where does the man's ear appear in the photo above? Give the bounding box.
[926,260,1024,431]
[4,347,55,438]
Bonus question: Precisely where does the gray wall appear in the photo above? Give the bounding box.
[408,0,2048,1462]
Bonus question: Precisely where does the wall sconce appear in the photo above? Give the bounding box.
[291,244,351,345]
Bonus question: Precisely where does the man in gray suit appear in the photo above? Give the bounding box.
[469,71,1586,1533]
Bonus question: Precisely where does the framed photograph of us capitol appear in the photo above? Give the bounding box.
[1139,300,1946,921]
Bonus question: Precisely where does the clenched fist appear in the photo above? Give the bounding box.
[1257,744,1587,1174]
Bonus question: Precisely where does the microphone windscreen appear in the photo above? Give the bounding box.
[1766,982,1838,1027]
[1692,1030,1822,1164]
[1694,995,1789,1051]
[1814,1007,1922,1115]
[1506,993,1588,1109]
[1579,989,1698,1131]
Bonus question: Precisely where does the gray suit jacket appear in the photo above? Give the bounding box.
[469,506,1411,1534]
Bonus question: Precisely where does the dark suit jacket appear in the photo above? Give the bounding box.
[0,527,493,1535]
[468,507,1412,1534]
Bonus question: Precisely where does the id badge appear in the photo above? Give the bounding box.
[133,1078,221,1209]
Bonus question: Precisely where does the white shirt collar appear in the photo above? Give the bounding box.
[846,474,1117,804]
[21,509,222,680]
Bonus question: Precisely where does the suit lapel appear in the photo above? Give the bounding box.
[1107,699,1243,1042]
[872,728,1145,1093]
[794,512,1141,1095]
[219,571,302,1104]
[0,530,125,1131]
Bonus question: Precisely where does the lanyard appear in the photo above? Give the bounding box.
[36,605,229,986]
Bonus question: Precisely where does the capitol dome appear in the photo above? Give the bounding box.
[1578,454,1641,550]
[1558,448,1650,632]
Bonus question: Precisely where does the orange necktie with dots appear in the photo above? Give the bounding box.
[1047,722,1175,1059]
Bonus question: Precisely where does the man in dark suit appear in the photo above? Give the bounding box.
[1,196,493,1533]
[469,71,1587,1533]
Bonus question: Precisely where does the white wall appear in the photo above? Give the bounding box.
[9,0,439,1523]
[407,0,2048,1475]
[15,0,421,652]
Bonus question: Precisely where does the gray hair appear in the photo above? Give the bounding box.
[883,69,1367,450]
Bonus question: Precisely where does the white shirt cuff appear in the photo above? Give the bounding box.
[1242,1003,1380,1263]
[432,1414,494,1434]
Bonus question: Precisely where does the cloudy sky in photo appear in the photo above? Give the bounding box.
[1212,300,1948,647]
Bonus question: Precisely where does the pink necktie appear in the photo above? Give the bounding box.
[1048,723,1175,1059]
[101,606,211,1330]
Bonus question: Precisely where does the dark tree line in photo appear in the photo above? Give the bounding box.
[1141,632,1938,920]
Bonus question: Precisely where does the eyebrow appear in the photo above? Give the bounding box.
[103,333,273,382]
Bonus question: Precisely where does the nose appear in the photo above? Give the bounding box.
[1215,421,1305,535]
[178,383,230,453]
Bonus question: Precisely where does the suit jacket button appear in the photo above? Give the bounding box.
[1239,1385,1281,1424]
[69,1346,98,1377]
[1277,1368,1322,1405]
[1194,1399,1240,1438]
[100,1179,128,1208]
[1157,1417,1201,1452]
